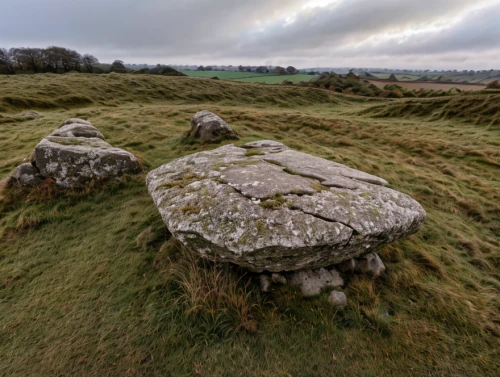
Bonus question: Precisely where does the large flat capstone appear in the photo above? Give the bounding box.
[147,141,426,272]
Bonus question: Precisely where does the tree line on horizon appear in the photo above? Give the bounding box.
[0,46,103,74]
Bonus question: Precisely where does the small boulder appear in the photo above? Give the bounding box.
[50,123,104,139]
[188,111,237,142]
[34,136,140,188]
[339,252,386,277]
[358,253,386,276]
[328,291,347,308]
[8,163,45,186]
[271,273,287,285]
[288,268,344,297]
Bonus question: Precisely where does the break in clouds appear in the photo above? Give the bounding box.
[1,0,499,69]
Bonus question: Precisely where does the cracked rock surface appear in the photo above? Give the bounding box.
[34,136,140,188]
[146,141,426,272]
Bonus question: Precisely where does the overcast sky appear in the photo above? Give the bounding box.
[1,0,499,69]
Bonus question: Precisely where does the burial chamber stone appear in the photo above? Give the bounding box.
[146,141,426,272]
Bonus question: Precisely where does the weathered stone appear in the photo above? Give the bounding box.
[259,275,271,293]
[62,118,92,126]
[271,273,287,285]
[358,253,386,276]
[50,123,104,139]
[328,291,347,308]
[288,268,344,297]
[188,111,237,141]
[34,136,140,188]
[146,141,426,272]
[339,252,386,277]
[262,149,388,186]
[8,163,45,186]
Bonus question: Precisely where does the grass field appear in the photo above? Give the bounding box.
[232,74,317,84]
[0,73,499,376]
[181,70,318,84]
[365,79,486,92]
[181,70,271,79]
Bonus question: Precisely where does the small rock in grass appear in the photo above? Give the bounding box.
[8,163,45,186]
[259,275,271,293]
[271,273,287,285]
[188,111,238,142]
[340,252,386,277]
[328,291,347,308]
[358,252,386,276]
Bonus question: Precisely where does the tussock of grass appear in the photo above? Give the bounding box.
[164,241,260,339]
[0,73,499,376]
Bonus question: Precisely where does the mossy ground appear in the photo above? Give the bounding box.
[0,74,499,377]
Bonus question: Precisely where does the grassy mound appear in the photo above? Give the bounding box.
[0,73,344,112]
[363,91,500,127]
[0,73,499,376]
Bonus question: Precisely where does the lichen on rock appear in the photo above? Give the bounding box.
[147,140,426,272]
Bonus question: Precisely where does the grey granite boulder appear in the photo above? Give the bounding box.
[8,163,45,186]
[34,136,140,188]
[50,123,104,139]
[188,111,238,141]
[146,141,426,272]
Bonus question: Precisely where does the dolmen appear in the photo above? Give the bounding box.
[8,118,140,188]
[147,139,426,278]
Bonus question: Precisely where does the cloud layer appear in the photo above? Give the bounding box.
[0,0,499,69]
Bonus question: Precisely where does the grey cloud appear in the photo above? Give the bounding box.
[0,0,498,69]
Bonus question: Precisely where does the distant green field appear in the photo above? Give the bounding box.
[181,70,270,79]
[181,70,318,84]
[233,74,317,84]
[371,73,435,81]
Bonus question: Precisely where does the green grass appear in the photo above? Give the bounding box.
[233,74,317,84]
[0,73,499,376]
[181,70,271,79]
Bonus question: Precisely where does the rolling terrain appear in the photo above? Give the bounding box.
[365,79,485,92]
[0,73,499,377]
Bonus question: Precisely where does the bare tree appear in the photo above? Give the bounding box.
[82,54,98,73]
[110,60,127,73]
[0,48,14,74]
